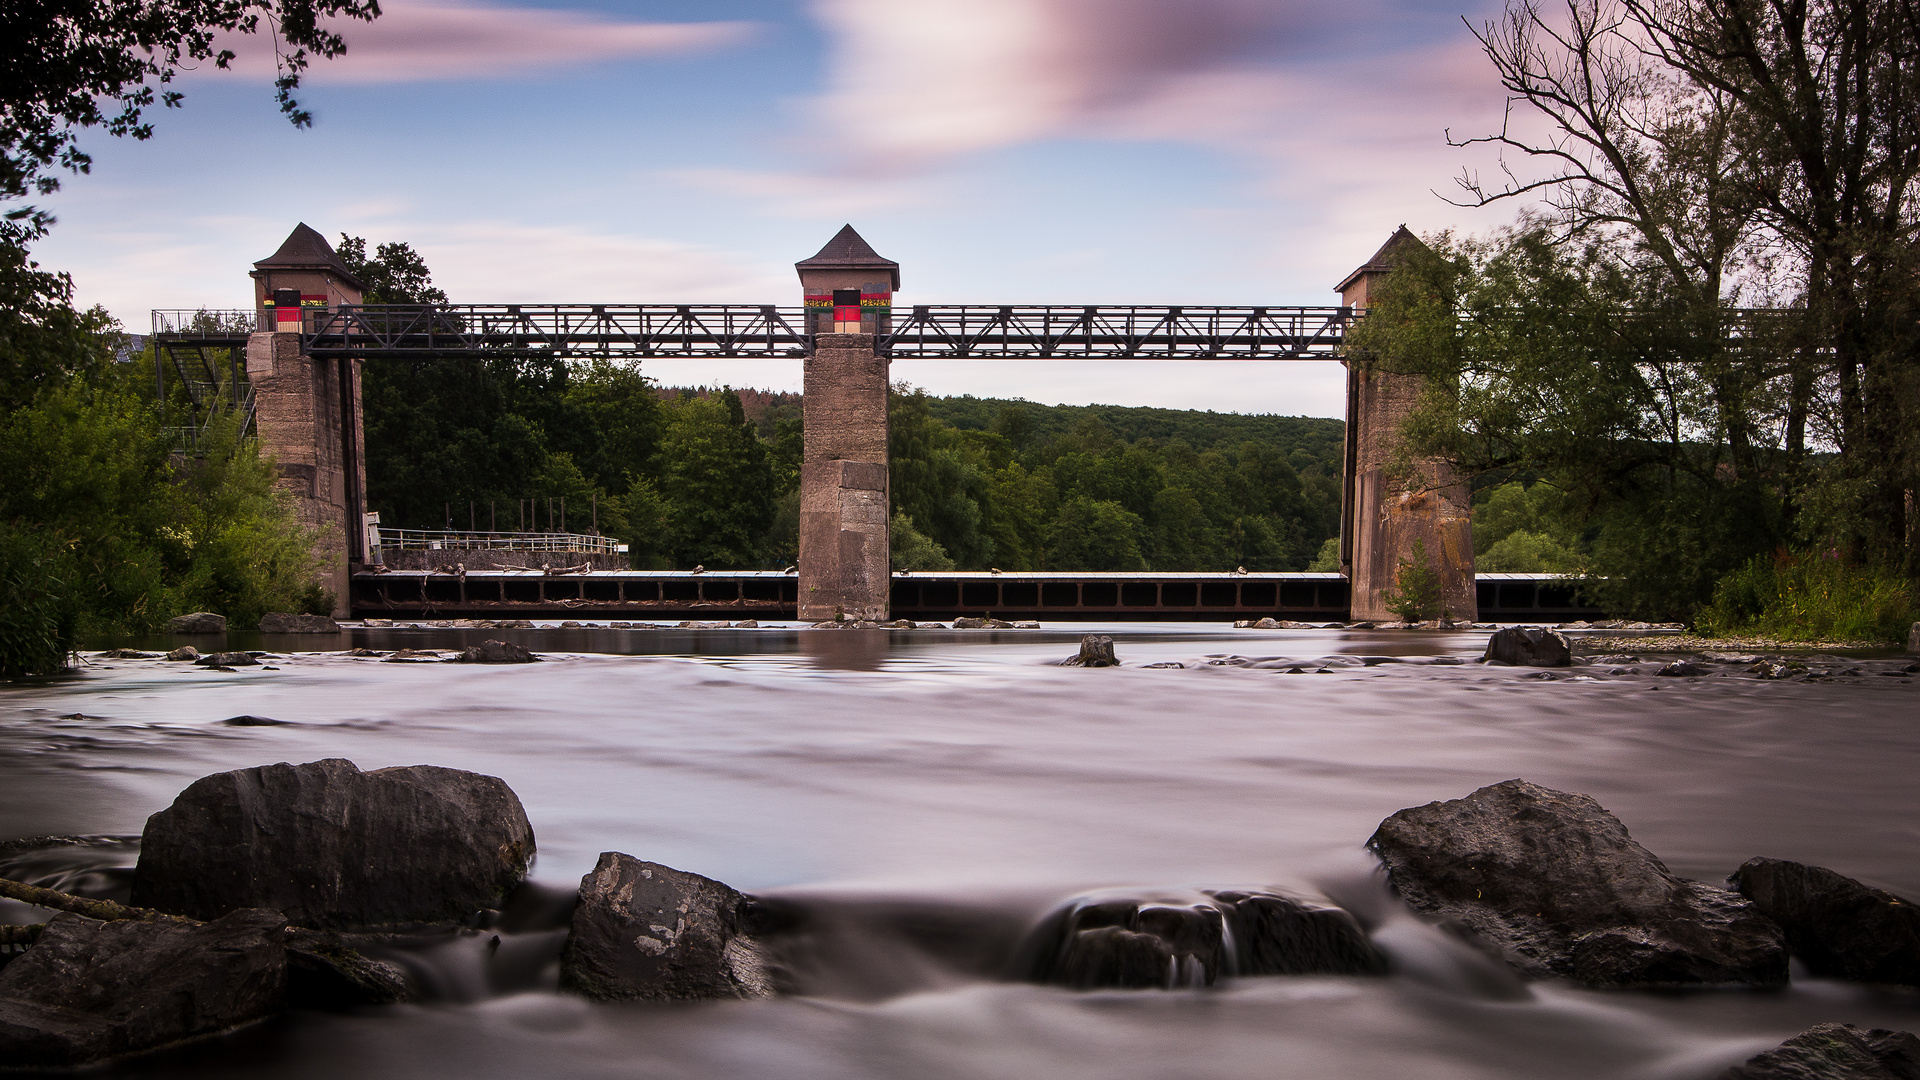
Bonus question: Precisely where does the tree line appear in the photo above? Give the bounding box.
[351,239,1345,574]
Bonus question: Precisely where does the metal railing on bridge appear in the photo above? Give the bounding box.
[299,304,1357,360]
[374,528,628,556]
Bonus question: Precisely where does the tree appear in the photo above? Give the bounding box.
[336,236,446,305]
[1451,0,1920,568]
[658,391,775,567]
[2,0,381,220]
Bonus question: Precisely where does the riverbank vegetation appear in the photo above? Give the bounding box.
[1348,0,1920,641]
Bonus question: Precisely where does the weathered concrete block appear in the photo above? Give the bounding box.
[798,335,891,622]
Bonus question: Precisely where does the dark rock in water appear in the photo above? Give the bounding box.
[1021,887,1384,990]
[130,758,535,929]
[1481,628,1572,667]
[166,612,227,634]
[95,649,159,659]
[220,715,287,727]
[194,651,259,668]
[1731,858,1920,986]
[1657,661,1711,677]
[1059,635,1118,668]
[1717,1023,1920,1079]
[559,852,772,1001]
[453,639,538,664]
[258,612,340,634]
[0,908,286,1069]
[164,646,199,661]
[285,941,413,1008]
[1368,779,1786,987]
[952,617,1014,629]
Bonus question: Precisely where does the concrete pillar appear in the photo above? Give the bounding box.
[247,224,368,617]
[1337,228,1477,623]
[794,226,899,622]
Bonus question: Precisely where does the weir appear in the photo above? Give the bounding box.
[160,224,1475,622]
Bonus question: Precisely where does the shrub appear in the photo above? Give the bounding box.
[1383,538,1445,622]
[1697,552,1919,643]
[0,522,77,678]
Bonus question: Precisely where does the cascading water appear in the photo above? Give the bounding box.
[1,624,1916,1079]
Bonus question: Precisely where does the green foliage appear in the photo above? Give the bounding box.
[657,391,774,568]
[0,521,77,678]
[890,512,954,571]
[1308,536,1341,572]
[1472,482,1580,572]
[1352,226,1800,620]
[1697,553,1920,644]
[336,236,448,305]
[1382,539,1445,622]
[888,383,1341,572]
[0,374,324,638]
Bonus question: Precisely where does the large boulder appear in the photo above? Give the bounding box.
[1058,635,1118,668]
[166,612,227,634]
[130,759,535,929]
[1730,858,1920,986]
[1021,886,1384,990]
[1718,1023,1920,1079]
[1368,780,1787,987]
[559,852,772,1002]
[257,612,340,634]
[0,909,286,1069]
[1481,627,1572,667]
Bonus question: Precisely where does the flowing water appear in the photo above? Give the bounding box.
[2,625,1917,1078]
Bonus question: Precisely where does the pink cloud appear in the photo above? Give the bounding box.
[212,0,755,83]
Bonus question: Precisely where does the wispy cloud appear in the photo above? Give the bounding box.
[212,0,756,83]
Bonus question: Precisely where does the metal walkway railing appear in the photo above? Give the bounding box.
[374,528,628,555]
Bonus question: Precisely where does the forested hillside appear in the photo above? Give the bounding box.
[362,366,1343,573]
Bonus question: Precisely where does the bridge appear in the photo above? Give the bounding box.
[295,303,1352,361]
[153,223,1472,623]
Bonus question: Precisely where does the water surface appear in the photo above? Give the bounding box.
[3,625,1915,1078]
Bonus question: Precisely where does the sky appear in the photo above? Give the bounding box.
[33,0,1526,418]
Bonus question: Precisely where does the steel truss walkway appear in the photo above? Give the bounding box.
[296,304,1355,360]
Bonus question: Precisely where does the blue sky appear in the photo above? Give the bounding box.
[33,0,1522,417]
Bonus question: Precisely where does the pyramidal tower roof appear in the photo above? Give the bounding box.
[253,222,364,288]
[1334,225,1427,294]
[795,225,900,289]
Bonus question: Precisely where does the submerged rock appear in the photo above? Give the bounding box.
[1481,628,1572,667]
[953,617,1014,629]
[1731,858,1920,986]
[0,908,286,1069]
[1657,661,1711,677]
[257,612,341,634]
[1021,886,1384,990]
[1059,635,1119,668]
[164,646,199,661]
[1717,1023,1920,1079]
[194,651,259,668]
[1368,779,1786,987]
[130,758,535,929]
[452,639,538,664]
[166,612,227,634]
[559,852,772,1002]
[95,649,159,660]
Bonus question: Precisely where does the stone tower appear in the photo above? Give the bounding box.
[1336,227,1477,622]
[246,223,367,616]
[795,225,898,622]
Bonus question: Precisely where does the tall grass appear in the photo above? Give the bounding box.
[1697,552,1919,643]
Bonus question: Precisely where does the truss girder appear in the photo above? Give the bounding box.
[303,305,809,359]
[298,304,1357,360]
[882,305,1352,359]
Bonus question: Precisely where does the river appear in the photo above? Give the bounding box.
[2,624,1916,1078]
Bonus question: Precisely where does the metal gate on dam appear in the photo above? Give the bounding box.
[347,569,1601,623]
